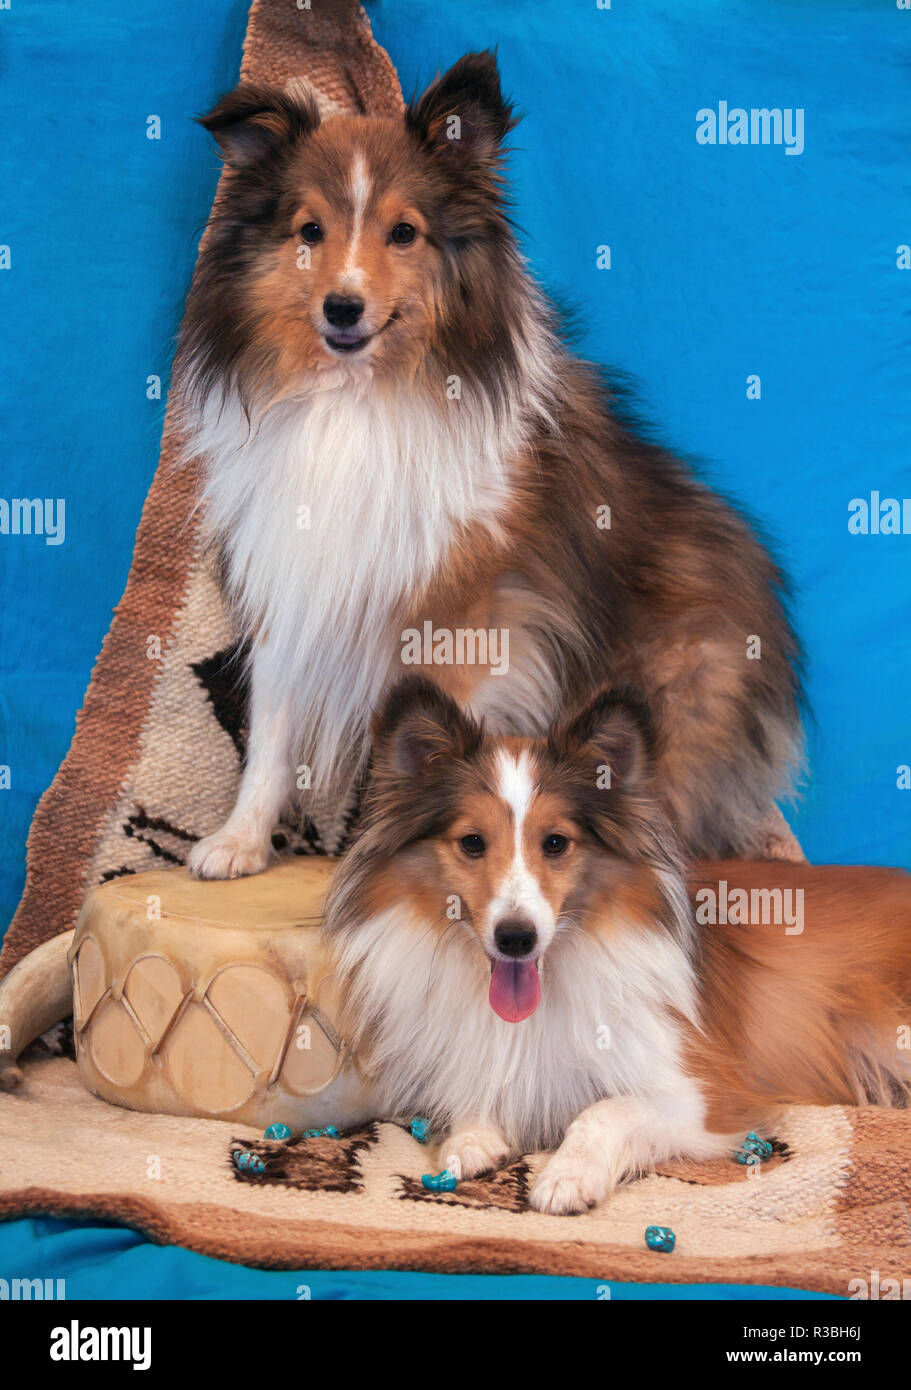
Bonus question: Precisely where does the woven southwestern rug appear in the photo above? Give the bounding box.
[0,1049,909,1291]
[0,0,402,979]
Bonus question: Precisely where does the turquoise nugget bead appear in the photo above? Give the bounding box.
[645,1225,676,1253]
[421,1169,457,1192]
[743,1131,773,1160]
[410,1117,431,1144]
[233,1149,265,1175]
[264,1123,293,1141]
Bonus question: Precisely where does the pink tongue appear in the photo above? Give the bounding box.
[489,959,541,1022]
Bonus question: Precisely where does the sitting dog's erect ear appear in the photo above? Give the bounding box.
[549,688,659,794]
[406,50,517,164]
[371,677,483,780]
[199,82,321,169]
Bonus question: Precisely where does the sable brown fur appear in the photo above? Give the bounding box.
[686,861,911,1132]
[179,51,803,866]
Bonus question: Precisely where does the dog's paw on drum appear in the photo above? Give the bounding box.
[188,829,271,880]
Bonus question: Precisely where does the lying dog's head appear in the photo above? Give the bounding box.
[327,676,686,1023]
[179,52,532,404]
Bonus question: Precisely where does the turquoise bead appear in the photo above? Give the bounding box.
[264,1123,293,1141]
[410,1117,431,1144]
[232,1149,266,1175]
[421,1169,457,1192]
[645,1225,676,1253]
[302,1126,340,1139]
[736,1132,772,1164]
[743,1131,773,1160]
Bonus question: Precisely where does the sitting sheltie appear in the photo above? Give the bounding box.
[324,676,911,1215]
[178,50,803,879]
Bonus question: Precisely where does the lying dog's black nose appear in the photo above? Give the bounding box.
[494,919,537,958]
[323,294,365,328]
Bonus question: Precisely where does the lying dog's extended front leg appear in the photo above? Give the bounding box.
[530,1092,724,1215]
[439,1117,514,1181]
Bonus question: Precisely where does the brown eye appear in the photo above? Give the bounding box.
[542,834,568,857]
[390,222,416,246]
[459,833,485,858]
[300,222,323,244]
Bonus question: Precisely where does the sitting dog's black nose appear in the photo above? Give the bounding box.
[323,294,365,328]
[494,919,537,958]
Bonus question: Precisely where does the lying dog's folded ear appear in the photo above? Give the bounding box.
[406,50,517,165]
[371,676,483,779]
[199,82,321,169]
[549,687,659,794]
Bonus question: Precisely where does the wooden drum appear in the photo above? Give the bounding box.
[68,859,374,1131]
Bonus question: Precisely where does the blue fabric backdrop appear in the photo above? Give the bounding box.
[1,0,908,1300]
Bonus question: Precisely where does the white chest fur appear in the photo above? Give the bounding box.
[336,904,700,1152]
[190,379,515,786]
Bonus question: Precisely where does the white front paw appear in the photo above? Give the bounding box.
[529,1149,612,1215]
[441,1123,511,1181]
[188,828,272,880]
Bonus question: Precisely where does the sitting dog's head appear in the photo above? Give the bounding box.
[327,676,686,1023]
[181,52,529,403]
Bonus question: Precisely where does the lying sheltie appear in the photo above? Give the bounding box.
[324,676,911,1215]
[178,50,803,879]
